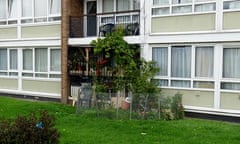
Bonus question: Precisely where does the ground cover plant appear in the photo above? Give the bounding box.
[0,96,240,144]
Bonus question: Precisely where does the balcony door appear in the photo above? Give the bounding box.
[87,1,96,36]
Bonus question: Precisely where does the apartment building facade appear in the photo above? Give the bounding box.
[63,0,240,116]
[0,0,240,116]
[0,0,61,99]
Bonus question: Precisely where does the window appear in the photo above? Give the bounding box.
[195,46,213,77]
[0,49,7,75]
[223,48,240,79]
[0,0,7,19]
[152,0,216,16]
[103,0,140,12]
[103,0,114,12]
[22,48,61,78]
[22,0,33,17]
[172,0,192,4]
[23,49,33,71]
[117,0,130,11]
[0,48,18,76]
[50,49,61,71]
[171,46,191,78]
[223,0,240,10]
[21,0,61,24]
[153,0,169,5]
[8,0,17,18]
[222,47,240,90]
[10,49,17,70]
[35,48,48,73]
[152,45,215,89]
[49,0,61,15]
[0,0,17,25]
[152,47,168,76]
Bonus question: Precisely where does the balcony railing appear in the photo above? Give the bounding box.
[69,10,140,38]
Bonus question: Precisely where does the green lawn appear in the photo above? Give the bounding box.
[0,96,240,144]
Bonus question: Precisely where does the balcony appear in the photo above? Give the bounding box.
[69,10,140,38]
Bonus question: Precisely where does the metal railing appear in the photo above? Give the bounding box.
[69,10,140,38]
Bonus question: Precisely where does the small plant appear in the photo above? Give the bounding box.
[160,93,184,120]
[0,110,59,144]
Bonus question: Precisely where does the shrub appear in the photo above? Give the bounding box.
[0,111,59,144]
[160,93,184,120]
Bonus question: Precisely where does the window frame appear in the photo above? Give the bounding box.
[21,0,61,24]
[22,47,61,79]
[0,0,18,25]
[152,44,215,90]
[0,48,18,77]
[152,0,217,17]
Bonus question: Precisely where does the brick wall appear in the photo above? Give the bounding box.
[61,0,84,104]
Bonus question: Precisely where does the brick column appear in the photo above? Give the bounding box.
[61,0,70,104]
[61,0,84,104]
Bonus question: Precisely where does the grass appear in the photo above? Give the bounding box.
[0,96,240,144]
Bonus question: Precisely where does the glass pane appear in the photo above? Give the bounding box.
[133,0,140,10]
[152,47,168,76]
[172,5,192,14]
[8,0,17,18]
[117,0,130,11]
[50,74,61,78]
[35,73,48,78]
[0,49,7,70]
[22,0,32,17]
[171,46,191,78]
[9,72,18,76]
[195,46,213,77]
[172,0,192,4]
[152,7,170,15]
[103,0,114,12]
[153,0,169,5]
[49,0,61,15]
[171,80,190,88]
[223,1,240,10]
[10,49,17,70]
[223,48,240,78]
[0,0,7,19]
[195,3,216,12]
[221,82,240,91]
[50,49,61,71]
[23,49,33,70]
[35,0,47,17]
[35,48,48,72]
[22,73,33,77]
[193,81,214,89]
[152,79,168,86]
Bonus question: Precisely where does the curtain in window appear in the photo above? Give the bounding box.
[117,0,130,11]
[195,46,213,77]
[49,0,61,15]
[133,0,140,10]
[8,0,17,18]
[152,47,168,76]
[35,48,47,72]
[171,46,191,78]
[23,49,33,70]
[22,0,32,17]
[50,49,60,71]
[103,0,114,12]
[10,49,17,70]
[0,49,7,70]
[35,0,47,17]
[0,0,7,19]
[223,48,240,78]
